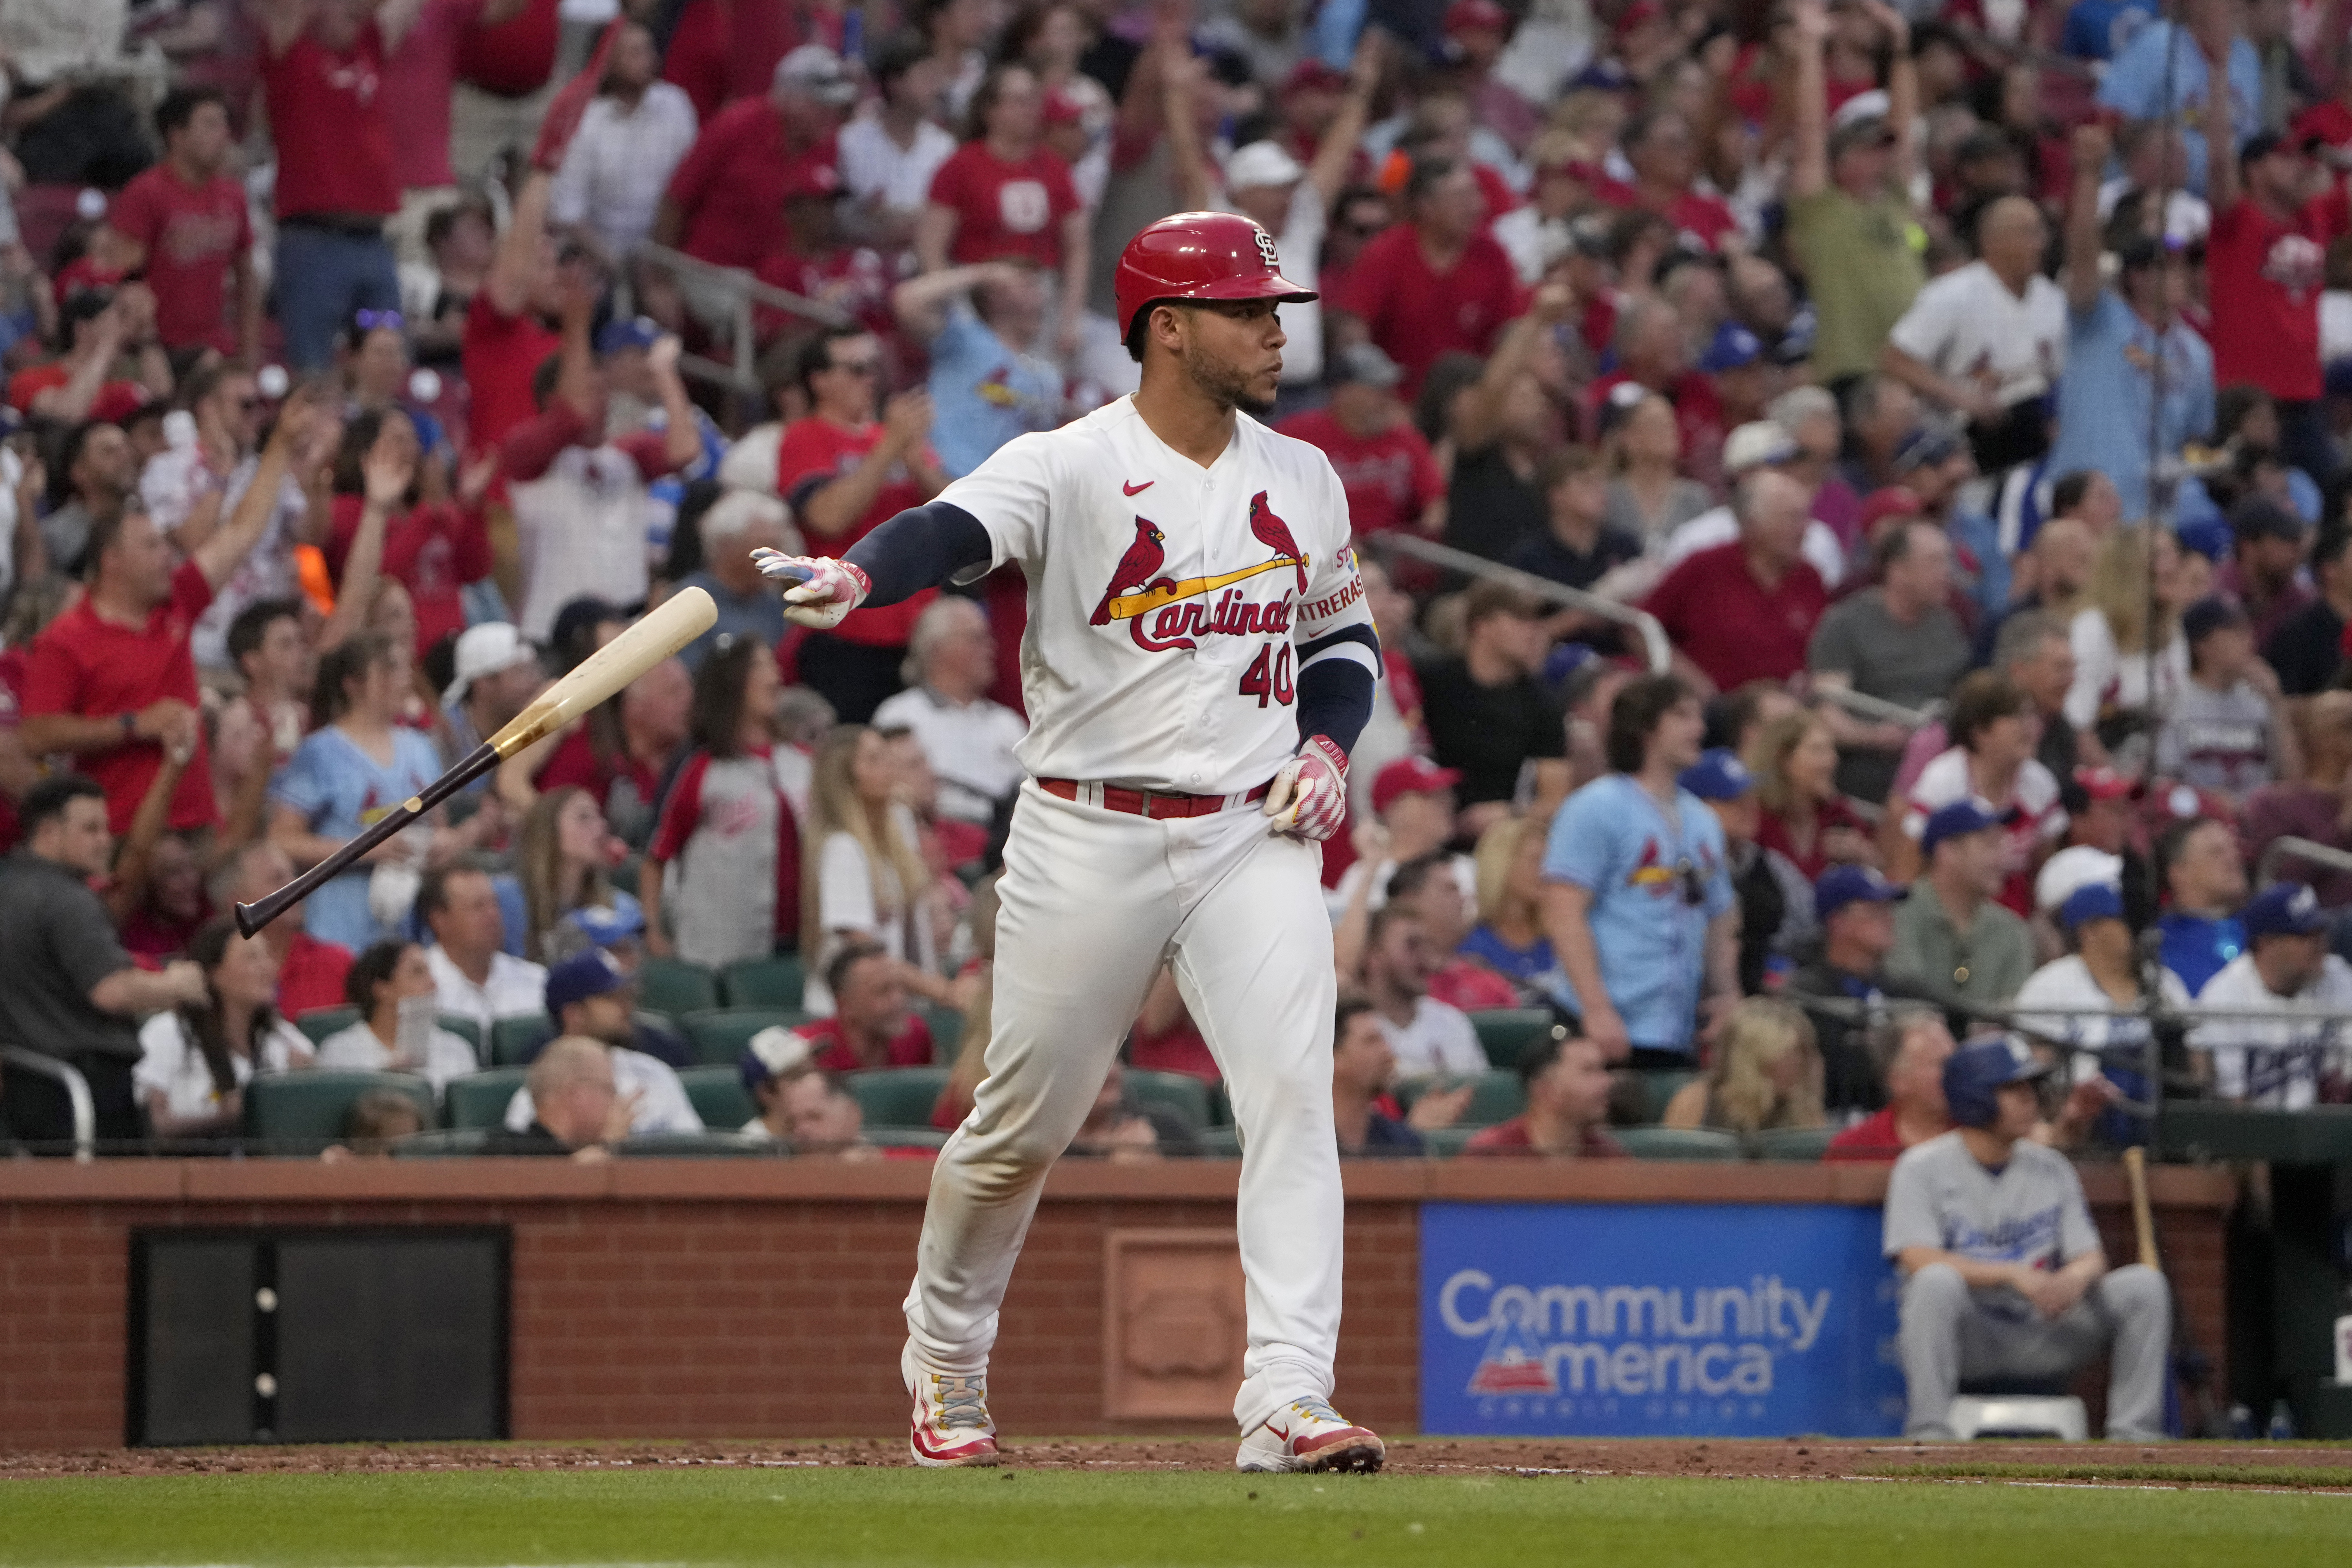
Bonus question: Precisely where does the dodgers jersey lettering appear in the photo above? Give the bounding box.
[935,396,1380,796]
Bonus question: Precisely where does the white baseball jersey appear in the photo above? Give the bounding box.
[935,396,1380,796]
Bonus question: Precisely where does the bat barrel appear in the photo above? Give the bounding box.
[232,741,500,938]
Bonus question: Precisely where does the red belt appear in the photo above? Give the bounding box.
[1039,778,1272,819]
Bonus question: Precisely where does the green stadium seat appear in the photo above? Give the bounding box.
[1469,1009,1561,1070]
[443,1068,528,1130]
[1394,1071,1525,1127]
[1200,1126,1243,1158]
[616,1130,779,1157]
[1125,1069,1212,1132]
[293,1006,360,1045]
[1613,1127,1744,1161]
[1420,1126,1480,1158]
[922,1002,966,1063]
[682,1007,805,1066]
[1626,1068,1697,1124]
[246,1071,434,1147]
[437,1014,483,1056]
[636,955,720,1016]
[1749,1125,1836,1162]
[868,1127,947,1152]
[678,1065,757,1130]
[490,1015,554,1067]
[847,1066,952,1129]
[392,1128,491,1158]
[718,954,806,1008]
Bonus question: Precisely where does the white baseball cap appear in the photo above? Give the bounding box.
[1723,420,1800,475]
[444,622,540,706]
[774,45,858,107]
[1224,140,1305,192]
[2034,845,2124,917]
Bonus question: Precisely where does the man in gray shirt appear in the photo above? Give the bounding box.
[1810,518,1971,801]
[1884,1035,2170,1440]
[1889,800,2036,1012]
[0,776,206,1149]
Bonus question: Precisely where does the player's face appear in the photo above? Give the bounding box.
[1991,1079,2042,1142]
[1173,299,1287,416]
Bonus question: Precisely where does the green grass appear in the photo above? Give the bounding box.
[1870,1461,2352,1488]
[5,1469,2349,1568]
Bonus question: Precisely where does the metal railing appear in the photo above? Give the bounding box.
[616,243,850,393]
[2,1046,94,1161]
[1807,681,1938,732]
[2256,836,2352,887]
[1369,534,1673,674]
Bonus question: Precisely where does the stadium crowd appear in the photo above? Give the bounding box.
[1,0,2351,1175]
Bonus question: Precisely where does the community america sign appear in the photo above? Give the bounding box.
[1420,1202,1904,1437]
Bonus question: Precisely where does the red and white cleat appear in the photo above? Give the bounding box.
[903,1341,999,1468]
[1236,1398,1386,1473]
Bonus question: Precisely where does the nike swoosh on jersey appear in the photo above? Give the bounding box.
[1123,479,1154,495]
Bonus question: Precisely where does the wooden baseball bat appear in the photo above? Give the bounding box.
[2123,1145,2161,1273]
[234,588,718,938]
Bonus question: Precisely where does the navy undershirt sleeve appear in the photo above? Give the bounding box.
[841,502,993,606]
[1296,659,1375,757]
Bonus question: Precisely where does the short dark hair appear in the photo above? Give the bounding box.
[1948,669,2030,753]
[1606,673,1693,775]
[345,939,414,1012]
[688,635,765,759]
[1514,1025,1593,1087]
[20,773,105,838]
[309,630,398,729]
[1363,902,1421,960]
[1402,154,1461,207]
[2156,815,2231,898]
[1334,994,1378,1042]
[1385,852,1454,905]
[155,85,228,142]
[2049,469,2098,518]
[424,195,493,253]
[417,854,498,923]
[225,596,303,674]
[179,358,246,416]
[81,493,138,581]
[1460,579,1539,632]
[825,937,890,1000]
[1871,517,1936,576]
[796,325,872,399]
[870,30,932,90]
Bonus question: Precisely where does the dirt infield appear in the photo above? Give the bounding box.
[5,1437,2348,1487]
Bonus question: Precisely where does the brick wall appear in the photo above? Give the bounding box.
[0,1160,2236,1450]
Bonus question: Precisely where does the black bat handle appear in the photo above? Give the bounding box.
[232,741,500,938]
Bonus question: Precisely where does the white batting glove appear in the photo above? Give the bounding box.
[1263,735,1349,842]
[752,548,872,630]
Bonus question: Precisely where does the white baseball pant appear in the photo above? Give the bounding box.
[903,779,1343,1435]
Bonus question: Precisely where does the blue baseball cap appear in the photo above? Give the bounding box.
[562,891,645,949]
[594,315,661,356]
[2242,880,2327,940]
[1942,1035,2054,1128]
[544,947,629,1015]
[1816,864,1900,921]
[1699,322,1765,373]
[1920,797,2001,858]
[2056,882,2125,932]
[1678,748,1754,801]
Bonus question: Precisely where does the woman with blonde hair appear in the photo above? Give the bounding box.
[1748,710,1876,882]
[1460,813,1557,998]
[516,785,622,962]
[1598,381,1709,547]
[1661,996,1826,1135]
[2065,525,2189,758]
[801,724,952,1014]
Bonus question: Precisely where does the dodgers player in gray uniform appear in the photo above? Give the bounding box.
[1884,1035,2171,1439]
[749,212,1386,1472]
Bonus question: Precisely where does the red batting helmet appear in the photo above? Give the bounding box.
[1113,211,1318,346]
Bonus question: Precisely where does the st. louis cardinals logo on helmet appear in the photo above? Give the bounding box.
[1090,490,1307,652]
[1113,212,1318,343]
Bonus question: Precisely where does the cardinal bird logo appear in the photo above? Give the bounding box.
[1248,490,1307,596]
[1091,516,1169,625]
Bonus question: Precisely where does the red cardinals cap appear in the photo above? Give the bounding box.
[1373,756,1463,816]
[1859,486,1924,534]
[1283,58,1347,94]
[2073,765,2136,802]
[1446,0,1511,35]
[1113,211,1318,345]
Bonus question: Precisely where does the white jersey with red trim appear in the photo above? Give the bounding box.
[934,395,1379,796]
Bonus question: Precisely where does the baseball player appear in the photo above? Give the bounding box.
[752,212,1386,1473]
